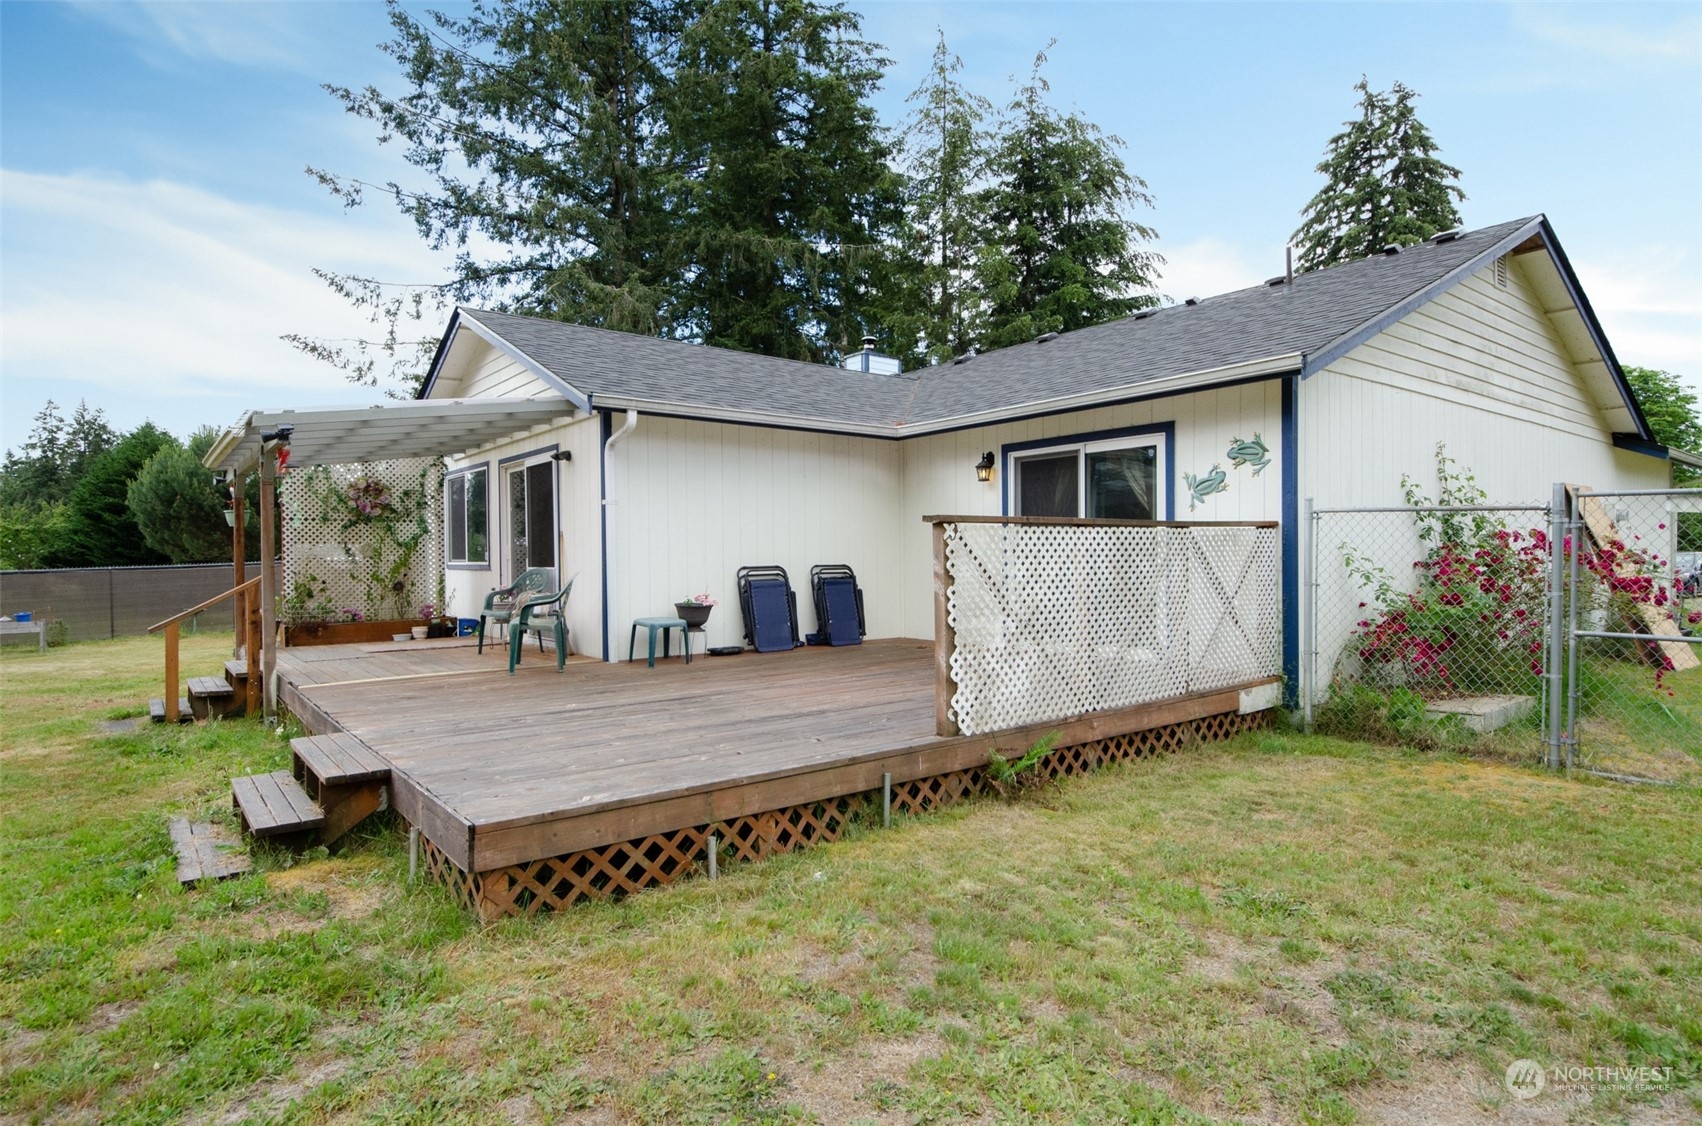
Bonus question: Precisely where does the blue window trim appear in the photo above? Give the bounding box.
[444,461,492,571]
[1000,422,1176,519]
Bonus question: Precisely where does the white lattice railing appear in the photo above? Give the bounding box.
[929,517,1281,736]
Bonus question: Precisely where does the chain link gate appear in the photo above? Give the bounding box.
[1304,487,1701,777]
[1554,486,1702,781]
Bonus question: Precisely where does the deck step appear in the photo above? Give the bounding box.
[291,733,391,790]
[223,659,250,682]
[148,697,193,724]
[169,817,251,884]
[232,770,324,838]
[189,675,243,720]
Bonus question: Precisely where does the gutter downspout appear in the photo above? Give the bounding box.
[602,410,638,661]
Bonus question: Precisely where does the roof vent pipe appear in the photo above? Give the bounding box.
[861,335,877,351]
[1286,245,1293,287]
[1382,244,1402,255]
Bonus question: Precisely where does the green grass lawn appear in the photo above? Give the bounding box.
[3,635,1699,1124]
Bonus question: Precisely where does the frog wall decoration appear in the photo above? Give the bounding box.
[1226,433,1271,476]
[1183,464,1228,511]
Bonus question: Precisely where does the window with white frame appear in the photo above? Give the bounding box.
[445,466,489,565]
[1012,433,1167,520]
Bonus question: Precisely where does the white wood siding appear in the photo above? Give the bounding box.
[607,417,905,656]
[442,414,603,656]
[895,382,1285,638]
[1299,257,1667,508]
[430,335,558,401]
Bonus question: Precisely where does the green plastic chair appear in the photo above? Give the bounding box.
[508,576,576,674]
[477,567,555,654]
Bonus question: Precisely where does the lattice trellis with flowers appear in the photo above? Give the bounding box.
[941,521,1280,735]
[280,459,445,622]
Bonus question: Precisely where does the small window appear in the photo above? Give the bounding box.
[446,467,488,565]
[1012,432,1167,520]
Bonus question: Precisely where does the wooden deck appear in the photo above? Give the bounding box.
[276,637,1274,912]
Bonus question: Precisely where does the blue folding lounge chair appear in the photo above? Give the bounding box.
[736,565,801,653]
[809,564,865,646]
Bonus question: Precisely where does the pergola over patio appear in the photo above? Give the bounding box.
[193,397,576,721]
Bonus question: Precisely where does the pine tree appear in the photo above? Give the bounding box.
[45,424,175,568]
[1292,78,1465,272]
[886,30,991,366]
[296,0,691,392]
[668,0,904,362]
[972,47,1160,352]
[127,439,231,564]
[300,0,903,387]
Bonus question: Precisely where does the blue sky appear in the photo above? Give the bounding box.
[2,1,1699,455]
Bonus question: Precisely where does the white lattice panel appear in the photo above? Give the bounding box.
[944,522,1279,735]
[280,459,445,621]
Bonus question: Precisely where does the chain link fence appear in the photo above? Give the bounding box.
[1305,502,1553,754]
[1304,489,1702,779]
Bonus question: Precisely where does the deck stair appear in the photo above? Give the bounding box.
[149,697,193,724]
[232,770,324,840]
[230,734,392,849]
[150,652,257,724]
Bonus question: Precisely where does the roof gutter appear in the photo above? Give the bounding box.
[590,352,1305,440]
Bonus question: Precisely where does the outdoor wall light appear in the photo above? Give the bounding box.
[975,451,995,483]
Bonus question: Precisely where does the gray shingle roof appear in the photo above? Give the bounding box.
[441,216,1541,434]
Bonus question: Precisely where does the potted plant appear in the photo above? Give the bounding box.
[421,602,455,639]
[674,593,716,631]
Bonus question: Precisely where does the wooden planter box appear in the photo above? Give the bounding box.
[283,619,423,647]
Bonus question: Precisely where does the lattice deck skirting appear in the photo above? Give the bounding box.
[425,707,1273,921]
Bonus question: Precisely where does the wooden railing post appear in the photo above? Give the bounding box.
[164,621,180,724]
[932,519,959,737]
[245,592,262,716]
[231,481,247,654]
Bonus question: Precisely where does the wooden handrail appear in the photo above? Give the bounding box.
[148,576,261,634]
[152,575,264,725]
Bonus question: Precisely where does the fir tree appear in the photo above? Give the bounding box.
[668,0,903,362]
[296,0,691,392]
[45,424,175,568]
[972,47,1160,352]
[886,30,992,366]
[1292,77,1465,272]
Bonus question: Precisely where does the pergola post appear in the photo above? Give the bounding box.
[258,444,279,724]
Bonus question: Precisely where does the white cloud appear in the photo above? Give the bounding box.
[1573,244,1702,395]
[1152,237,1273,304]
[1517,8,1702,66]
[65,0,325,71]
[0,169,452,424]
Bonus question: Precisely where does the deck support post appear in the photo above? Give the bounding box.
[707,834,719,880]
[408,826,419,881]
[881,772,892,828]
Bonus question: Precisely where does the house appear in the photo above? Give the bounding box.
[413,214,1673,689]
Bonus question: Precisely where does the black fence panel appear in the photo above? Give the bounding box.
[0,564,237,642]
